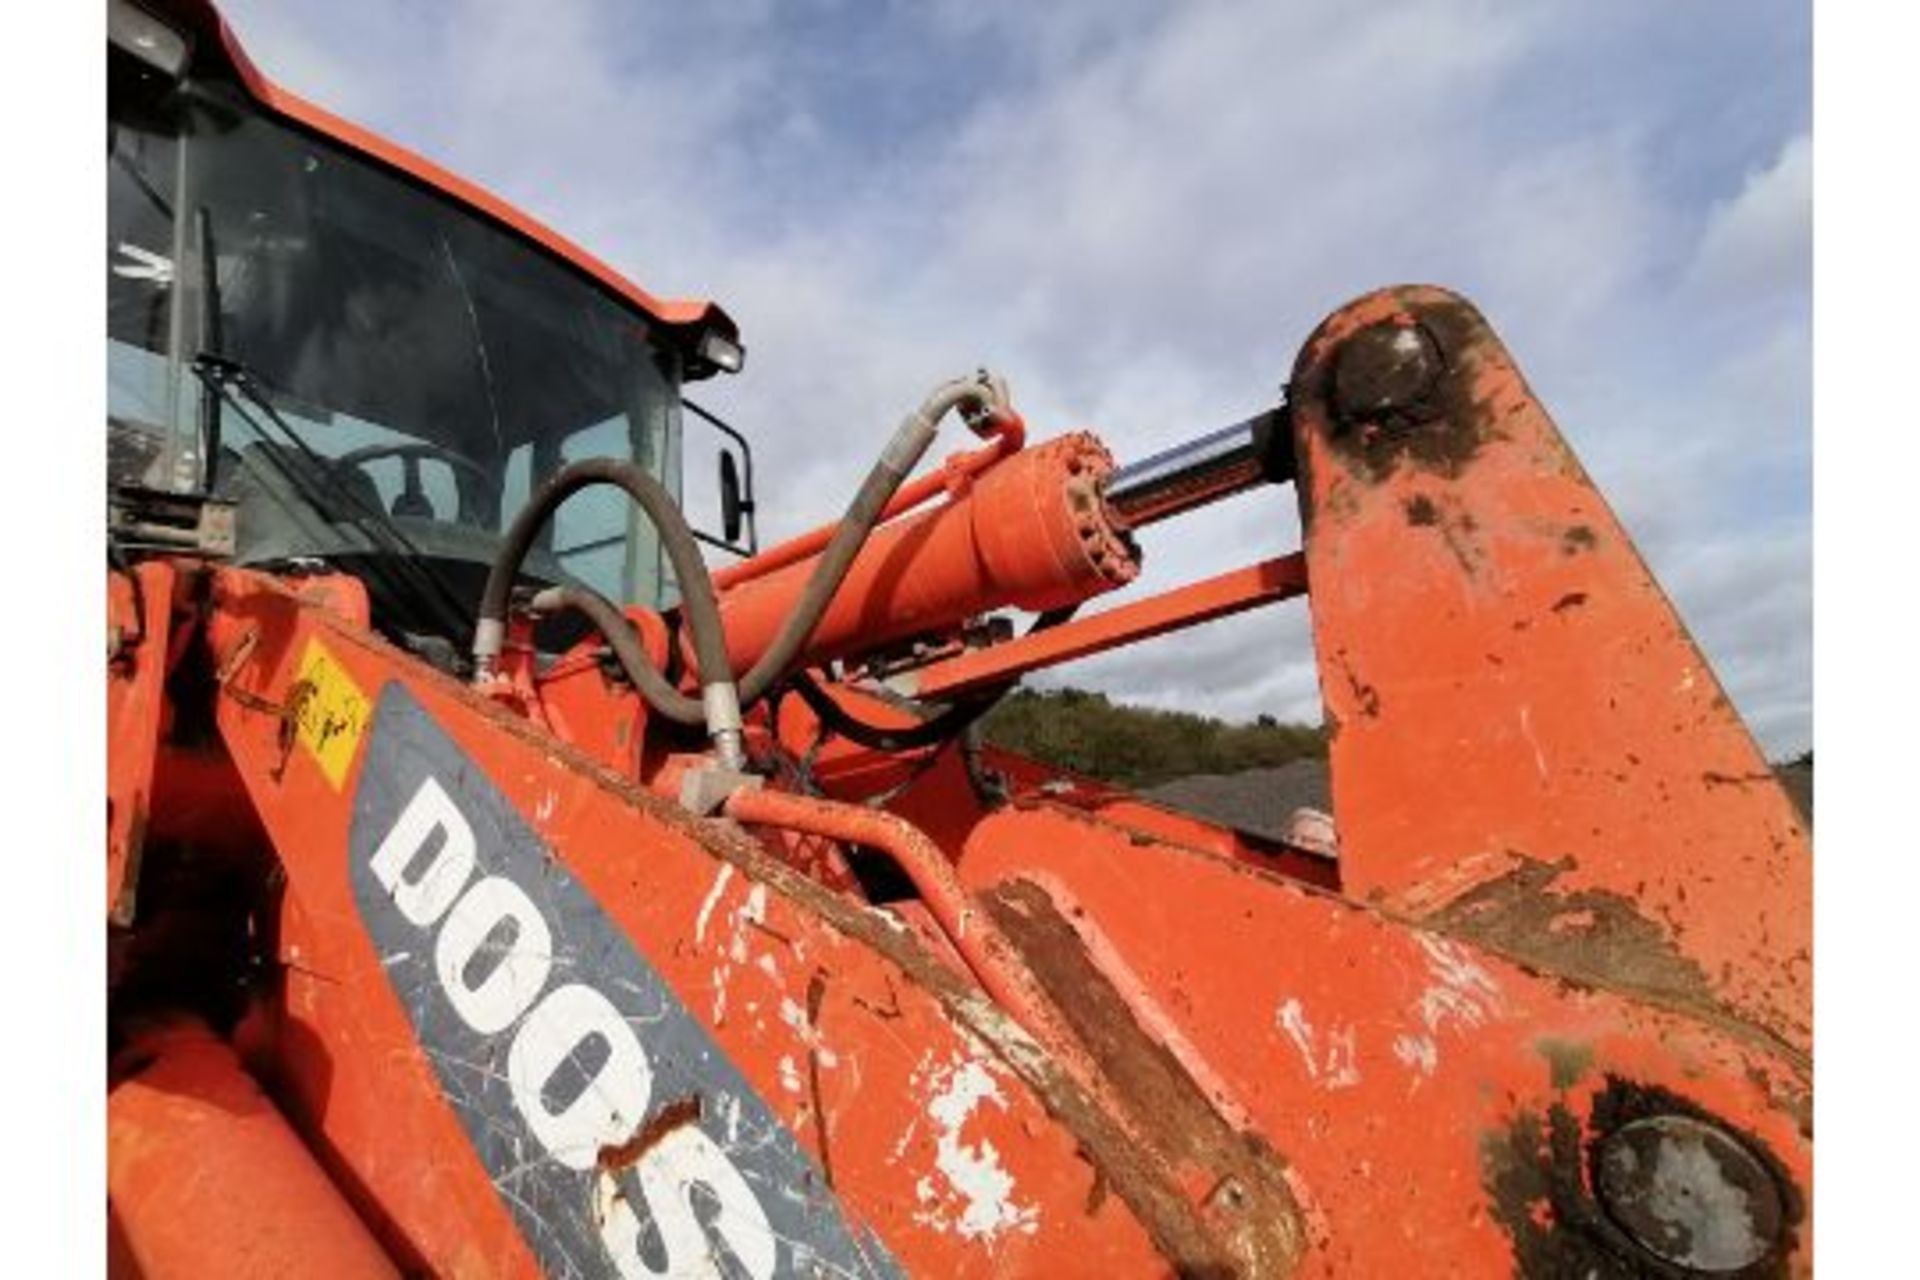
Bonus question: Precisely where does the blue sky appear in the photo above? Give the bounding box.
[220,0,1812,753]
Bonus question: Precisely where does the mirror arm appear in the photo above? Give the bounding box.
[682,396,759,555]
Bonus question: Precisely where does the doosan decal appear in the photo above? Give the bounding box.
[350,683,901,1278]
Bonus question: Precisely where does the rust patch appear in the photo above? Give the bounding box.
[1743,1066,1813,1141]
[1083,1157,1112,1217]
[804,967,837,1189]
[1701,770,1777,789]
[850,975,903,1020]
[109,797,149,929]
[984,878,1307,1277]
[1336,653,1382,720]
[1398,492,1486,576]
[597,1095,703,1173]
[1424,856,1717,1020]
[1535,1037,1594,1091]
[1481,1077,1801,1279]
[1561,525,1599,555]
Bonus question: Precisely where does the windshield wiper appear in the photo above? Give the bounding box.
[190,353,480,646]
[194,207,222,479]
[184,201,478,647]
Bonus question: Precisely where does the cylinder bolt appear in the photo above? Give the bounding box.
[1332,320,1442,422]
[1593,1114,1785,1273]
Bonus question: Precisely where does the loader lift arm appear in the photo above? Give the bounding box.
[107,3,1810,1274]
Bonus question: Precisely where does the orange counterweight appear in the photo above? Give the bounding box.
[710,432,1139,676]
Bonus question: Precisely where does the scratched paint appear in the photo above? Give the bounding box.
[1414,933,1503,1037]
[1391,1033,1438,1079]
[701,872,776,1028]
[349,684,902,1278]
[1518,706,1548,782]
[1275,998,1362,1090]
[694,864,735,944]
[908,1054,1039,1244]
[1370,933,1506,1083]
[779,997,841,1068]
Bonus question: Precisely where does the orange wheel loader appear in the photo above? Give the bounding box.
[106,1,1811,1275]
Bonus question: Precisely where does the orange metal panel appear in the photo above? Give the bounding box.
[1287,286,1811,1058]
[956,802,1811,1277]
[199,569,1205,1276]
[107,562,175,926]
[108,1018,399,1278]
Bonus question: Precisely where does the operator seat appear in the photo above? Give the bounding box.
[218,441,389,566]
[390,470,435,520]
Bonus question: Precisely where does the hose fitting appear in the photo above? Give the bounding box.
[476,374,1013,776]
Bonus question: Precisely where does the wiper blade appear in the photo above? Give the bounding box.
[194,207,223,483]
[190,354,479,646]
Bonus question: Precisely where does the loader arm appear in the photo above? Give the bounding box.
[106,3,1809,1274]
[111,287,1809,1278]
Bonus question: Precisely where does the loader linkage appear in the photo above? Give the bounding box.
[108,5,1809,1275]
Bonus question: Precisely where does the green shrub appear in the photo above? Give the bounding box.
[981,687,1325,788]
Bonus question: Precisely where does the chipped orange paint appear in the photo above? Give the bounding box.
[107,32,1812,1260]
[955,803,1810,1276]
[197,571,1185,1276]
[1287,287,1810,1062]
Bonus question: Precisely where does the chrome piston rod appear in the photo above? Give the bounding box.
[1102,407,1293,529]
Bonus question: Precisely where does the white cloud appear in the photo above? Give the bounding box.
[1686,132,1813,305]
[216,0,1811,753]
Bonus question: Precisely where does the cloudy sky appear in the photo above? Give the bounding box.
[218,0,1811,754]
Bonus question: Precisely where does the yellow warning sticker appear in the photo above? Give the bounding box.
[293,637,371,791]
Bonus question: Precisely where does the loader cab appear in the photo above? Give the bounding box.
[108,0,747,650]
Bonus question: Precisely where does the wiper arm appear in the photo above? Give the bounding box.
[194,206,222,482]
[190,353,479,646]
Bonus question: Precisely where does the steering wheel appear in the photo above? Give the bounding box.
[326,441,496,525]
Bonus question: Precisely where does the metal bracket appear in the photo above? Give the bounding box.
[679,765,763,817]
[110,485,237,558]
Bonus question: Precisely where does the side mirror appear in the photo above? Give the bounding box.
[719,451,745,545]
[682,397,758,557]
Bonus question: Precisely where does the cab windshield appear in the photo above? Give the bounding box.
[109,69,684,634]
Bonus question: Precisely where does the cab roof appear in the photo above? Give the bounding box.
[150,0,740,360]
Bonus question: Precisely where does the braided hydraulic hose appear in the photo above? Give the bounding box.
[474,458,744,763]
[473,373,1014,766]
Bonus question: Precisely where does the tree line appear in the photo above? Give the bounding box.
[980,686,1326,789]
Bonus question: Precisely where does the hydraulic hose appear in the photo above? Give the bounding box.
[526,583,705,727]
[475,374,1010,765]
[788,672,1002,754]
[473,458,744,764]
[784,606,1077,753]
[729,373,1013,707]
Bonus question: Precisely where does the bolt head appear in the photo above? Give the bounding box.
[1332,321,1442,421]
[1594,1114,1784,1273]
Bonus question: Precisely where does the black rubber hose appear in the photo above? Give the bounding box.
[730,376,1008,707]
[477,377,1009,735]
[783,606,1077,753]
[527,583,706,727]
[473,458,735,732]
[788,671,1003,752]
